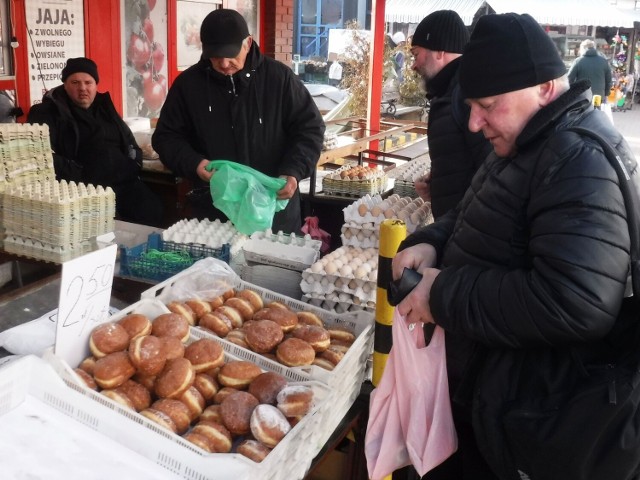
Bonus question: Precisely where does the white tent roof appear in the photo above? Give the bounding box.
[385,0,484,24]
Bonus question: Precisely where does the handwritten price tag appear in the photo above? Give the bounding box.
[55,244,117,367]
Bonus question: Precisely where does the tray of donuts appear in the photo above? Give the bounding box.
[42,297,334,480]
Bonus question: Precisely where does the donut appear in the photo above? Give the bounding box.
[128,334,167,376]
[193,373,218,403]
[179,386,205,421]
[222,289,236,300]
[213,387,239,405]
[225,329,249,348]
[250,404,291,448]
[140,407,178,433]
[166,302,196,326]
[220,390,259,435]
[151,398,192,434]
[185,299,212,320]
[191,420,233,452]
[275,338,315,367]
[276,385,314,417]
[89,322,130,358]
[224,297,254,321]
[320,345,345,366]
[93,351,136,389]
[101,389,136,410]
[253,307,298,333]
[73,368,97,390]
[218,361,263,390]
[117,313,152,340]
[132,372,156,393]
[159,336,185,360]
[183,432,215,453]
[214,305,243,329]
[237,439,271,463]
[327,325,356,344]
[291,325,330,352]
[265,301,290,311]
[198,311,232,338]
[152,313,190,343]
[116,379,152,411]
[311,357,335,371]
[244,320,284,353]
[200,404,223,423]
[78,356,97,375]
[248,372,288,405]
[236,289,264,312]
[208,295,225,310]
[154,357,195,399]
[183,338,224,373]
[296,311,324,328]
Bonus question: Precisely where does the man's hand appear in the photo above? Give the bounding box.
[397,267,440,326]
[197,159,214,182]
[277,175,298,200]
[415,172,432,202]
[392,243,437,281]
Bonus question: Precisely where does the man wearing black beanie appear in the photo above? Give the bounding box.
[28,57,163,226]
[410,10,492,220]
[394,13,639,480]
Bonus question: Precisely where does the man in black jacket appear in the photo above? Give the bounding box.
[410,10,492,219]
[393,13,638,479]
[152,9,325,234]
[28,57,163,226]
[568,39,612,100]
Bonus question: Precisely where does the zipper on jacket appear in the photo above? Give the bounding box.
[229,75,236,96]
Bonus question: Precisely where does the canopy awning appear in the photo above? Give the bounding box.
[385,0,636,27]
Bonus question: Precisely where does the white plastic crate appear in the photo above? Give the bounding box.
[42,297,334,480]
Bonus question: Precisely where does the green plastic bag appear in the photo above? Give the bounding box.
[206,160,288,235]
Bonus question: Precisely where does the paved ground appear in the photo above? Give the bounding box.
[611,102,640,159]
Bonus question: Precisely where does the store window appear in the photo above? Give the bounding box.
[297,0,343,58]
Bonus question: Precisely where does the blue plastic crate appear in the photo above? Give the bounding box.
[119,232,230,282]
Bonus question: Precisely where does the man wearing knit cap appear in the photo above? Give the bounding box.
[568,39,613,101]
[410,10,492,220]
[28,57,163,226]
[393,13,639,479]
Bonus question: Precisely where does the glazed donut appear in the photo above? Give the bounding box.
[183,432,214,453]
[327,325,356,344]
[208,295,225,310]
[193,372,218,403]
[218,361,263,390]
[220,390,259,435]
[214,305,243,329]
[276,385,314,417]
[253,307,298,333]
[183,338,224,373]
[237,439,271,463]
[89,322,130,358]
[250,404,291,448]
[73,368,97,390]
[225,329,249,349]
[166,302,196,326]
[140,408,178,433]
[191,420,233,453]
[213,386,239,405]
[185,299,212,320]
[101,389,135,410]
[151,398,192,434]
[154,357,195,399]
[200,404,223,423]
[296,311,324,328]
[248,371,288,405]
[159,336,185,360]
[291,325,330,352]
[93,351,136,389]
[116,379,152,412]
[244,320,284,353]
[198,312,232,338]
[128,334,167,376]
[179,385,206,421]
[152,313,190,343]
[78,356,97,375]
[117,313,152,340]
[236,289,264,312]
[224,297,254,321]
[275,338,315,367]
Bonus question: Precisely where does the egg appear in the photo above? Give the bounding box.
[384,208,396,219]
[311,262,323,273]
[334,258,344,269]
[358,203,369,216]
[325,261,338,275]
[355,266,368,279]
[371,206,383,217]
[348,279,359,290]
[340,265,353,277]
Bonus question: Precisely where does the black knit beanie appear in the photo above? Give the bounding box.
[459,13,566,99]
[61,57,99,84]
[411,10,469,54]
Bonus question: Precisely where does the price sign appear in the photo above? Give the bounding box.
[55,244,117,367]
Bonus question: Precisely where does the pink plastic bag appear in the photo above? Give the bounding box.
[365,310,458,480]
[301,216,331,253]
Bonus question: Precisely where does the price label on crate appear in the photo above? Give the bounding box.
[55,244,117,367]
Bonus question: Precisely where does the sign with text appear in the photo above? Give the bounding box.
[55,244,117,367]
[26,0,85,106]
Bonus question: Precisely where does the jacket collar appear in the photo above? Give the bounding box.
[199,41,263,90]
[426,57,461,100]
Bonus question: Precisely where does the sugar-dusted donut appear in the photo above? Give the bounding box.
[327,325,356,344]
[116,379,152,412]
[253,307,298,333]
[276,385,314,417]
[183,432,214,453]
[198,311,232,338]
[140,407,178,433]
[208,295,225,310]
[250,404,291,448]
[128,334,167,376]
[159,336,185,360]
[93,351,136,389]
[193,372,218,403]
[73,368,97,390]
[154,357,195,399]
[237,439,271,463]
[248,371,288,405]
[225,329,249,349]
[218,361,263,390]
[296,311,324,328]
[224,297,254,322]
[132,372,156,393]
[311,357,335,371]
[236,289,264,312]
[213,386,239,405]
[222,289,236,301]
[291,325,330,352]
[185,299,212,320]
[275,338,315,367]
[78,356,97,375]
[184,338,224,373]
[191,420,233,452]
[117,313,152,340]
[166,302,196,326]
[152,313,190,343]
[220,390,259,435]
[244,320,284,353]
[89,322,130,358]
[179,385,205,421]
[101,389,136,410]
[200,404,223,423]
[151,398,192,434]
[320,345,346,366]
[214,305,243,329]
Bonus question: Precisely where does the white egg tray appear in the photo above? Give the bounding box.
[341,222,379,248]
[243,237,320,272]
[162,218,246,252]
[250,229,322,250]
[302,293,375,315]
[342,194,427,233]
[41,297,337,480]
[300,273,376,304]
[387,157,430,181]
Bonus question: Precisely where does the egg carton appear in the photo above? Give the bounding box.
[340,222,379,248]
[343,194,429,233]
[322,166,388,197]
[302,293,375,314]
[243,230,321,272]
[300,273,376,304]
[162,218,246,252]
[250,229,322,250]
[387,157,430,181]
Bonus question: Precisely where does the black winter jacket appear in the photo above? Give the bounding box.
[426,57,492,219]
[402,81,639,475]
[27,86,142,186]
[152,43,325,233]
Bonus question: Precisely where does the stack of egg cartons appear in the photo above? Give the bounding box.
[388,157,430,198]
[2,180,115,262]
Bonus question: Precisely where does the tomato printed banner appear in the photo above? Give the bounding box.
[26,0,85,106]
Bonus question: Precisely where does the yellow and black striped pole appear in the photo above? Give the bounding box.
[373,218,407,387]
